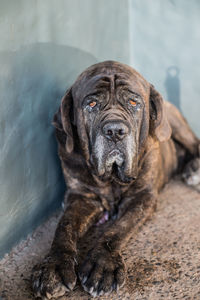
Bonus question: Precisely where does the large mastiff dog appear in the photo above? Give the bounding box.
[32,61,200,298]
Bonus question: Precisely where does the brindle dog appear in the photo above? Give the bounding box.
[32,61,200,298]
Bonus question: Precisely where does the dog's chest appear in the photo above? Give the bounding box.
[96,182,127,218]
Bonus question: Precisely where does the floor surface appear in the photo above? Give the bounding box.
[0,180,200,300]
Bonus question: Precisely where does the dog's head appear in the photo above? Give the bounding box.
[53,61,171,185]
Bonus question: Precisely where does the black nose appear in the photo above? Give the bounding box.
[102,121,129,142]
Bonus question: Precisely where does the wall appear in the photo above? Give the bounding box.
[0,0,199,257]
[129,0,200,134]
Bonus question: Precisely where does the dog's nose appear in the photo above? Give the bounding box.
[102,121,129,142]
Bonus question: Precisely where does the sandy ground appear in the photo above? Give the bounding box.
[0,179,200,300]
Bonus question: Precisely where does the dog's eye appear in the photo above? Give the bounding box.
[129,99,137,106]
[89,101,97,108]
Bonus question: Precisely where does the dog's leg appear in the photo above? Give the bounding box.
[31,193,102,299]
[165,101,199,156]
[182,157,200,191]
[79,191,157,297]
[165,102,200,189]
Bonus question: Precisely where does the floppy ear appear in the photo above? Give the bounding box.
[149,84,172,142]
[52,88,74,153]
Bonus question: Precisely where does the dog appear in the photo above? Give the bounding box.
[32,61,200,298]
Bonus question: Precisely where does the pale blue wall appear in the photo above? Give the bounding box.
[129,0,200,135]
[0,0,199,257]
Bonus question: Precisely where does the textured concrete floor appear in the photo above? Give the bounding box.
[0,179,200,300]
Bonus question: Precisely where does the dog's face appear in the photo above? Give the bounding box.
[54,61,171,185]
[74,63,150,184]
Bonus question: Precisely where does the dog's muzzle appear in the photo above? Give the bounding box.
[92,118,137,184]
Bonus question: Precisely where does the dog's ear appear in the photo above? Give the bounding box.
[149,84,172,142]
[52,88,74,153]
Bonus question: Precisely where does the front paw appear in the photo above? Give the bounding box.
[31,254,77,299]
[79,246,125,297]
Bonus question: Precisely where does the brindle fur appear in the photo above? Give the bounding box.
[31,61,200,298]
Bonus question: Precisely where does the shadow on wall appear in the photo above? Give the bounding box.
[0,43,97,257]
[164,66,181,111]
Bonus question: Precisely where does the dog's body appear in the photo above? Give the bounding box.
[32,61,200,298]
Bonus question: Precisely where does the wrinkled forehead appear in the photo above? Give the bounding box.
[72,62,150,102]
